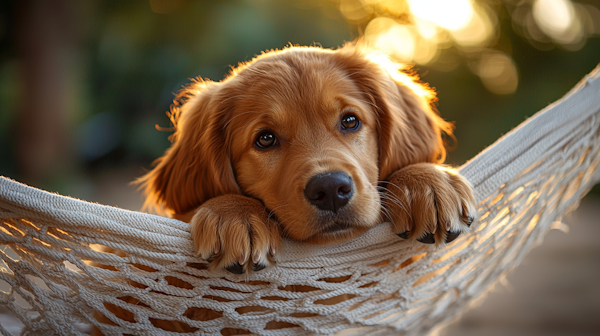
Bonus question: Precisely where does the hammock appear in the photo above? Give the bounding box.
[1,65,599,336]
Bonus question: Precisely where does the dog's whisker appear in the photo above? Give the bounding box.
[379,207,397,225]
[380,204,399,222]
[379,193,408,209]
[376,180,406,192]
[379,194,410,218]
[380,195,406,211]
[376,183,412,207]
[377,189,405,205]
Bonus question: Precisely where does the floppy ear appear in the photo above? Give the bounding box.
[374,70,453,180]
[336,47,453,181]
[137,81,240,215]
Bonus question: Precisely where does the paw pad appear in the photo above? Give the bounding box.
[252,263,267,272]
[445,231,461,243]
[397,231,410,239]
[225,262,244,274]
[417,233,436,244]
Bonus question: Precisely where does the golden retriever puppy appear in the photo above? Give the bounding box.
[139,43,476,274]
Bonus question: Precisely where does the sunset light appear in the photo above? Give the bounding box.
[407,0,474,31]
[366,17,415,61]
[333,0,600,95]
[477,51,519,95]
[532,0,583,44]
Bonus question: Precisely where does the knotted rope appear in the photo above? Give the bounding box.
[1,65,599,335]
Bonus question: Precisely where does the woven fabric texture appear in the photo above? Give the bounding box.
[1,65,599,336]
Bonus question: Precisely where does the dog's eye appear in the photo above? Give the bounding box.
[341,113,360,131]
[255,132,277,149]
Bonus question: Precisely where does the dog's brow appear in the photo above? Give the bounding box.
[236,114,266,136]
[344,91,383,113]
[332,71,360,85]
[355,98,382,114]
[223,110,260,129]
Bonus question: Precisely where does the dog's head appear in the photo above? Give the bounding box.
[139,44,452,245]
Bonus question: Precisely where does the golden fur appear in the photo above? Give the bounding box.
[138,43,476,273]
[93,43,477,335]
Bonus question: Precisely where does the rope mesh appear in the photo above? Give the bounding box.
[1,65,599,335]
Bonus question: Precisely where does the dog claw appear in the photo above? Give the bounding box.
[466,216,474,226]
[445,231,461,243]
[397,230,410,239]
[238,253,249,266]
[417,233,435,244]
[225,262,244,274]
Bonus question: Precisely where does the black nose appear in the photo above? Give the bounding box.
[304,171,353,213]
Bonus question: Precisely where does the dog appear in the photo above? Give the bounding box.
[138,43,476,275]
[92,43,477,335]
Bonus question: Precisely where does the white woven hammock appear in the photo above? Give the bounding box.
[1,65,600,336]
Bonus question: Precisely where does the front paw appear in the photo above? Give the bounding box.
[191,195,280,274]
[384,163,476,245]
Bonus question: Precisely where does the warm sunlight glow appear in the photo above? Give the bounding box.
[333,0,600,94]
[450,6,495,48]
[478,52,518,95]
[533,0,573,34]
[412,37,439,65]
[407,0,474,31]
[533,0,583,44]
[414,18,438,40]
[366,17,416,62]
[378,24,416,62]
[366,53,436,101]
[377,0,408,16]
[340,0,372,24]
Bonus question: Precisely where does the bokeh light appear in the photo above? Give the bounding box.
[449,5,496,48]
[333,0,600,95]
[407,0,474,31]
[340,0,372,24]
[477,51,519,95]
[366,17,415,61]
[532,0,583,45]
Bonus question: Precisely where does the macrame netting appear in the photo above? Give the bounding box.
[1,66,600,336]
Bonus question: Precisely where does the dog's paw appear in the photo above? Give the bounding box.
[383,163,476,245]
[190,195,280,274]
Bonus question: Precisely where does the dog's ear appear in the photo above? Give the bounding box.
[137,81,240,215]
[374,69,454,180]
[337,47,453,181]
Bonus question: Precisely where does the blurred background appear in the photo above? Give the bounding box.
[0,0,599,335]
[1,0,599,198]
